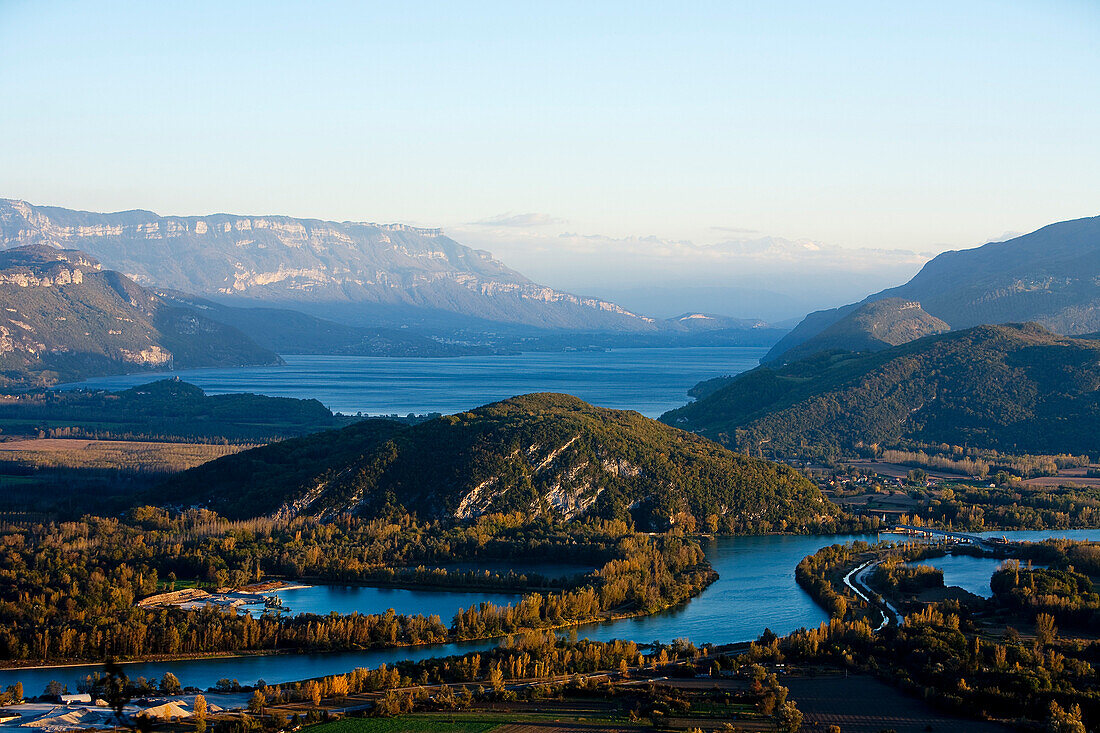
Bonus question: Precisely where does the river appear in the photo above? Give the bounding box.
[4,528,1096,693]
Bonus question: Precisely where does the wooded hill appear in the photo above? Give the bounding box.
[0,379,340,442]
[664,323,1100,457]
[159,393,832,531]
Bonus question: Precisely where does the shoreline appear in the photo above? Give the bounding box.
[3,530,1094,674]
[0,568,719,675]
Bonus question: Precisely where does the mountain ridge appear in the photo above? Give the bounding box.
[159,392,832,532]
[766,215,1100,362]
[0,199,656,332]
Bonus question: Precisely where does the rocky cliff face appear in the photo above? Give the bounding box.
[0,245,278,386]
[0,200,655,331]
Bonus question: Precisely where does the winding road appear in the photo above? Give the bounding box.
[842,560,901,632]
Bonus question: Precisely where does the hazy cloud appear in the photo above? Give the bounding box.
[709,226,760,234]
[470,212,562,227]
[446,224,936,319]
[536,232,932,273]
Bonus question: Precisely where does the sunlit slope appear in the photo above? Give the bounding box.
[160,393,832,531]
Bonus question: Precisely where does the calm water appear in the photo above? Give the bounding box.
[902,529,1097,598]
[904,556,1014,598]
[0,534,852,693]
[242,585,522,620]
[1,529,1096,693]
[60,348,767,418]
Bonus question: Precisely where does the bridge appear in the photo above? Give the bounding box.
[893,524,997,546]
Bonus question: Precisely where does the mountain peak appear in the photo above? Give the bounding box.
[765,297,950,364]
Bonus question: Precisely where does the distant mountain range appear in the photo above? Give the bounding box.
[160,393,829,531]
[0,245,278,386]
[665,323,1100,456]
[666,312,772,332]
[0,199,656,332]
[767,216,1100,363]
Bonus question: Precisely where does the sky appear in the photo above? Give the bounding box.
[1,1,1098,318]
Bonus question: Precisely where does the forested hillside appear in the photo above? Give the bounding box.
[160,393,832,532]
[0,245,277,386]
[665,323,1100,456]
[0,379,340,442]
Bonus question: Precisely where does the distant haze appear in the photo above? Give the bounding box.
[452,228,931,320]
[1,1,1097,320]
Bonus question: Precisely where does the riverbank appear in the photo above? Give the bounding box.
[2,529,1094,694]
[0,568,717,675]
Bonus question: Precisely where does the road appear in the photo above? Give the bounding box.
[842,560,900,631]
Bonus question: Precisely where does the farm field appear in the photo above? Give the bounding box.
[0,438,252,473]
[782,673,1014,732]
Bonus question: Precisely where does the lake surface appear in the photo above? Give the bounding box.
[905,555,1015,598]
[901,528,1096,598]
[60,347,767,418]
[242,585,522,620]
[3,529,1096,693]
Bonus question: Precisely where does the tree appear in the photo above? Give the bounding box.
[44,680,64,698]
[248,689,266,715]
[193,695,207,733]
[1047,701,1086,733]
[305,680,322,707]
[96,661,155,733]
[328,675,348,701]
[1035,613,1058,646]
[488,663,505,693]
[159,672,181,694]
[777,700,803,732]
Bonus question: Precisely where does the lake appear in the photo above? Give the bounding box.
[1,529,1096,693]
[904,555,1017,598]
[60,347,768,418]
[242,585,523,620]
[901,528,1098,598]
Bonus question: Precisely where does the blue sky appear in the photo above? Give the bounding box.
[1,1,1098,315]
